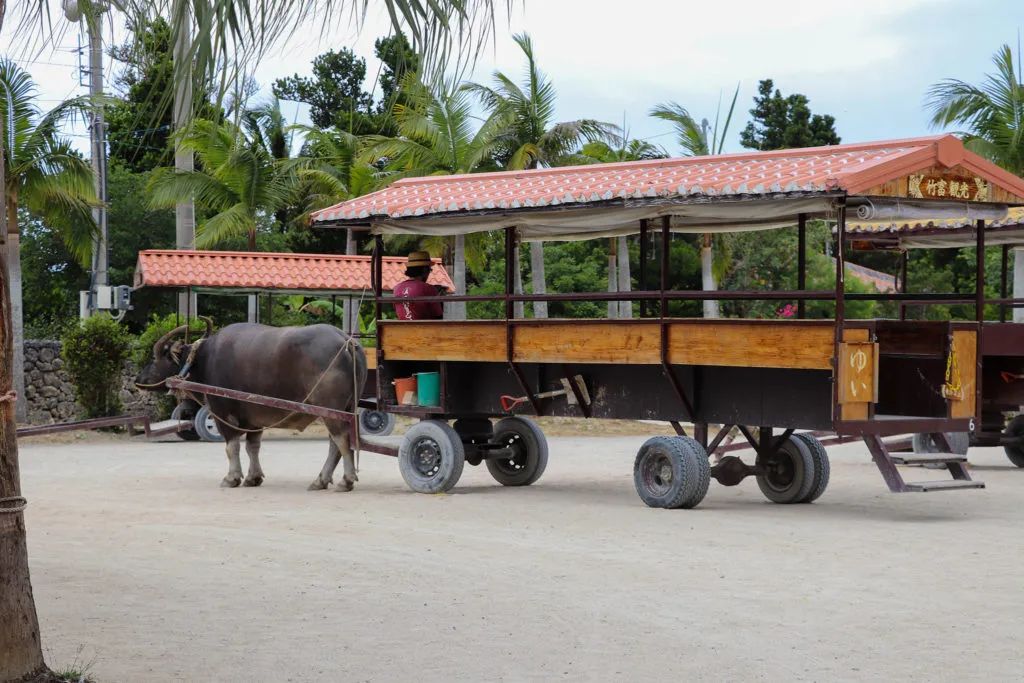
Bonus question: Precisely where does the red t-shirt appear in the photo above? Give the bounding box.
[393,279,444,320]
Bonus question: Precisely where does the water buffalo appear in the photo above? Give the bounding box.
[136,320,367,491]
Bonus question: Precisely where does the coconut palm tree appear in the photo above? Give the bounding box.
[0,59,97,414]
[928,44,1024,320]
[466,32,618,318]
[650,86,739,318]
[363,75,507,319]
[148,118,296,249]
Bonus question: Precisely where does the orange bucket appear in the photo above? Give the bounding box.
[394,376,418,405]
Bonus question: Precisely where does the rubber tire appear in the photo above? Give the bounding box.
[486,417,549,486]
[398,420,466,494]
[912,432,969,455]
[171,403,200,441]
[633,436,710,509]
[1003,415,1024,468]
[791,433,830,503]
[756,435,816,504]
[194,405,225,442]
[359,409,396,437]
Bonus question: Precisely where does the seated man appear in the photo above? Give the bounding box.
[393,251,444,320]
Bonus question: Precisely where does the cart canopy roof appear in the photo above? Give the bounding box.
[134,249,454,294]
[311,135,1024,240]
[847,206,1024,249]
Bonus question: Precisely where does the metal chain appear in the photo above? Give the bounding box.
[0,496,27,514]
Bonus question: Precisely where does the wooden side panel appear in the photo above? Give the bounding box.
[950,330,978,418]
[513,323,661,364]
[667,323,834,370]
[382,322,507,362]
[841,328,873,420]
[838,342,878,403]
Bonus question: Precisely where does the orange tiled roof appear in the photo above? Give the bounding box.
[134,250,454,292]
[311,135,1024,225]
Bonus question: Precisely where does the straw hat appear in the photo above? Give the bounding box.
[405,251,432,268]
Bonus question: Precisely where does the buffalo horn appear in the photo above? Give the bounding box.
[152,325,189,357]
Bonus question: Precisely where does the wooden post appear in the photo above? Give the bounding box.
[1000,243,1009,323]
[977,219,986,428]
[797,213,806,318]
[504,228,514,320]
[899,250,908,321]
[373,235,384,323]
[639,219,648,318]
[660,216,670,318]
[835,201,846,326]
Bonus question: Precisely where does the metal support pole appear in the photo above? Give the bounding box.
[660,215,670,318]
[797,213,806,318]
[899,250,908,321]
[1000,244,1009,323]
[977,220,986,428]
[173,4,196,320]
[373,235,384,322]
[504,228,515,320]
[639,219,648,318]
[835,200,846,326]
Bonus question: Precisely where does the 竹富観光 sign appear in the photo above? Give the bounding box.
[908,174,990,201]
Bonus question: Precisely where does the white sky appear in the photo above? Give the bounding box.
[5,0,1023,154]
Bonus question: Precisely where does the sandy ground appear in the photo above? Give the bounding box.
[15,428,1024,682]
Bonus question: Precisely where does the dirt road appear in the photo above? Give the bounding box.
[17,432,1024,681]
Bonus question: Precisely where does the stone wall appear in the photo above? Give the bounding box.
[23,340,164,425]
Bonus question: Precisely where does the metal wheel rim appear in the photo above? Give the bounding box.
[493,431,529,474]
[761,451,797,492]
[640,451,673,497]
[204,413,220,437]
[362,411,386,432]
[412,436,443,478]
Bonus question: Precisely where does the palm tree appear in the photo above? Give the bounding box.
[363,75,506,319]
[466,32,618,318]
[651,85,739,318]
[928,44,1024,321]
[0,59,97,415]
[148,118,296,250]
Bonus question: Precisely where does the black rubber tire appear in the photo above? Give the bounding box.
[755,435,816,504]
[1003,415,1024,468]
[171,403,200,441]
[194,405,225,443]
[791,433,830,503]
[359,409,396,437]
[398,420,466,493]
[486,417,549,486]
[912,432,969,455]
[633,436,710,509]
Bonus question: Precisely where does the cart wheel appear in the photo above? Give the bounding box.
[755,435,815,504]
[194,405,225,442]
[1003,415,1024,468]
[791,433,830,503]
[171,403,200,441]
[633,436,710,509]
[487,417,549,486]
[399,420,466,494]
[359,409,396,437]
[912,432,969,456]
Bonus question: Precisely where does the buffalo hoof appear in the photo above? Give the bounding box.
[243,475,264,487]
[307,477,330,491]
[220,476,242,488]
[335,476,355,492]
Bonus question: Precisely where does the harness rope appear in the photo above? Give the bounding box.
[0,496,27,514]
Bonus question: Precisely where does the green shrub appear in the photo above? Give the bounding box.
[61,315,133,418]
[133,313,210,366]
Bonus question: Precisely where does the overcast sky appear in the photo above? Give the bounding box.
[6,0,1023,155]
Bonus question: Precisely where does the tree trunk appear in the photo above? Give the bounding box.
[1015,248,1024,324]
[512,242,525,319]
[0,156,48,683]
[3,197,25,421]
[616,236,632,319]
[701,233,720,318]
[445,234,467,321]
[529,241,547,318]
[607,239,618,319]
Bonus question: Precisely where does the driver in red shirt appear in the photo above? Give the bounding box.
[393,251,444,320]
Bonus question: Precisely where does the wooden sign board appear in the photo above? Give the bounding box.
[838,341,878,405]
[908,173,989,202]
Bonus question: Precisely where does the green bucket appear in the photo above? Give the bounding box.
[415,372,441,406]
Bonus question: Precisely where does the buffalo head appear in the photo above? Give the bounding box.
[135,317,213,390]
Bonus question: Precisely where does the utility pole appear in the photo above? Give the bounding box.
[172,0,197,318]
[87,8,108,309]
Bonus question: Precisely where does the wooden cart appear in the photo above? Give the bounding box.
[309,135,1024,508]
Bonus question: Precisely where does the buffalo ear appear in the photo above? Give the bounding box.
[169,340,185,364]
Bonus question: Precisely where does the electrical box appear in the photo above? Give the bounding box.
[93,285,133,311]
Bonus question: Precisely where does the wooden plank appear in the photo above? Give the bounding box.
[840,329,873,420]
[667,323,834,370]
[365,353,377,370]
[381,321,507,362]
[512,323,661,364]
[950,330,977,418]
[838,341,878,404]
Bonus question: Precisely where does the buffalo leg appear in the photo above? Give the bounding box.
[326,421,357,492]
[308,440,341,491]
[221,437,243,488]
[243,431,265,487]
